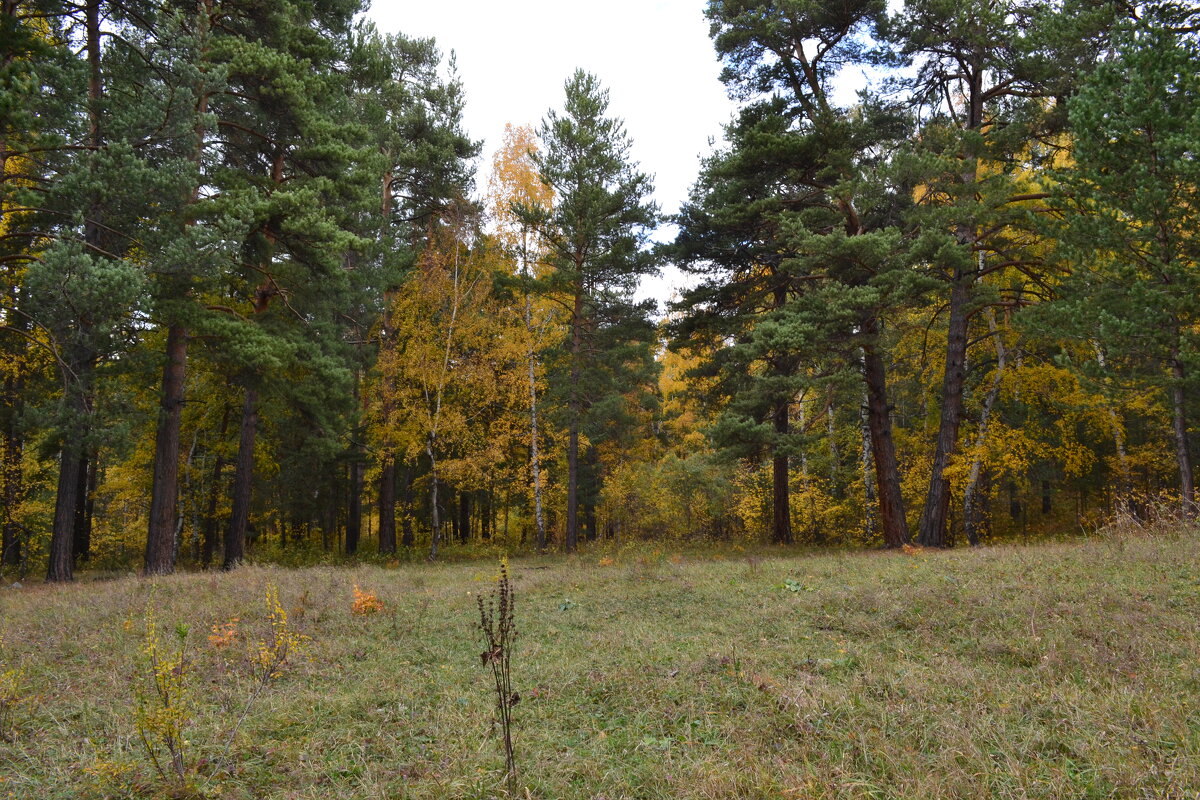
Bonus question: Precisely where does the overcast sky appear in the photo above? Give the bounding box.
[367,1,738,308]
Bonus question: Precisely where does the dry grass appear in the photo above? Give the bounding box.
[1,528,1198,799]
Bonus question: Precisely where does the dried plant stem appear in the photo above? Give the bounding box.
[477,559,518,793]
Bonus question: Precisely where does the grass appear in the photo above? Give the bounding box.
[1,529,1198,799]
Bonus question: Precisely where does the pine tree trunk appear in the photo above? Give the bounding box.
[47,359,91,582]
[321,482,335,552]
[200,461,222,569]
[200,406,229,569]
[772,400,792,545]
[917,60,984,549]
[144,2,211,576]
[2,279,25,568]
[525,290,546,550]
[583,499,596,543]
[0,379,20,566]
[72,449,91,564]
[826,393,839,499]
[797,396,813,541]
[566,423,579,552]
[223,386,258,569]
[1008,482,1021,523]
[1,366,22,570]
[918,275,970,547]
[860,400,878,544]
[1092,343,1132,505]
[427,440,441,559]
[145,324,187,574]
[482,483,493,541]
[963,310,1006,546]
[565,289,583,552]
[377,458,396,554]
[400,463,414,548]
[862,328,909,548]
[346,456,362,555]
[47,442,83,583]
[1170,349,1195,516]
[583,445,599,542]
[458,491,469,545]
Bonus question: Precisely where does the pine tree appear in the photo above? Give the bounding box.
[206,0,374,569]
[887,0,1121,546]
[1039,5,1200,515]
[676,0,920,546]
[516,70,659,552]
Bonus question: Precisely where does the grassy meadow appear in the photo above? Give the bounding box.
[1,529,1199,799]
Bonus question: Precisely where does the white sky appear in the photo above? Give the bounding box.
[366,0,738,309]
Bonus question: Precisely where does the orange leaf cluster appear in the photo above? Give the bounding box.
[207,617,239,649]
[351,585,384,616]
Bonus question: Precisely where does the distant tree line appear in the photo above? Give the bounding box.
[1,0,1197,581]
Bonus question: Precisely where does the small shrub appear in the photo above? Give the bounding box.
[351,584,384,616]
[207,617,239,650]
[134,604,192,788]
[250,583,308,683]
[217,583,310,773]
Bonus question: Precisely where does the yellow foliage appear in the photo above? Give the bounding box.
[251,584,308,682]
[134,600,191,784]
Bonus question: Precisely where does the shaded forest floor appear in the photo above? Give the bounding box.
[2,530,1199,799]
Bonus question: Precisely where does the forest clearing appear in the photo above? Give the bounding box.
[2,529,1199,799]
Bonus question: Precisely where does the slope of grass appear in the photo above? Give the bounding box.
[1,530,1198,799]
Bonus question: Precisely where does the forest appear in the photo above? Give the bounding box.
[2,0,1199,582]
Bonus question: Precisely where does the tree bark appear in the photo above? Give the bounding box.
[860,400,878,544]
[917,274,970,547]
[72,448,91,564]
[47,358,91,582]
[1092,343,1132,505]
[145,324,187,574]
[772,400,792,545]
[458,490,469,545]
[0,386,20,567]
[346,456,362,555]
[565,289,583,552]
[862,324,910,548]
[525,290,546,550]
[1,303,24,569]
[199,405,229,569]
[47,441,83,582]
[427,439,441,559]
[1170,349,1195,516]
[566,423,579,552]
[963,309,1006,546]
[400,462,414,548]
[223,386,257,570]
[377,457,396,554]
